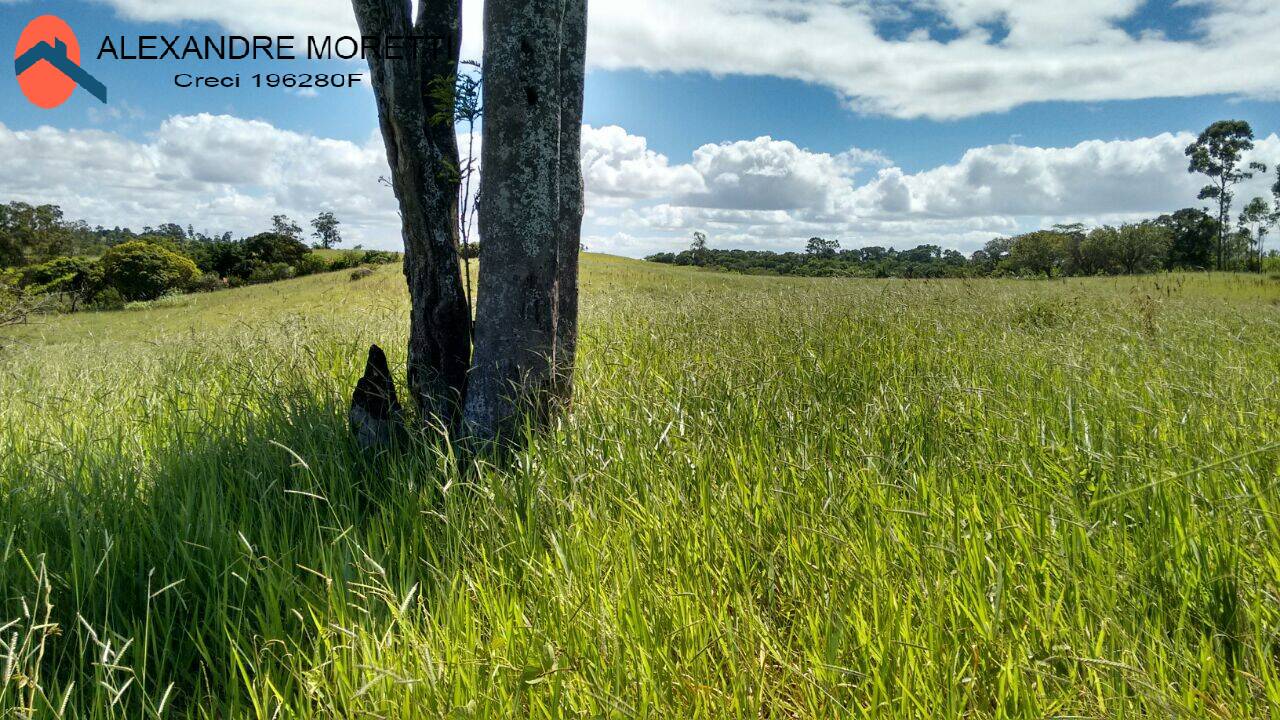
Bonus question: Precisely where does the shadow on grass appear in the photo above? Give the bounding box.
[0,387,488,716]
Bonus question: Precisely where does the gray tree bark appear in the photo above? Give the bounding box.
[353,0,471,429]
[552,0,588,404]
[465,0,587,442]
[352,0,587,446]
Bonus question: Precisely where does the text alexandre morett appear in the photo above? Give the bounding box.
[97,34,446,62]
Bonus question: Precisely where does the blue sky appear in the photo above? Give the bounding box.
[3,0,1279,255]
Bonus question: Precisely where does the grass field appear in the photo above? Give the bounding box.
[2,255,1280,718]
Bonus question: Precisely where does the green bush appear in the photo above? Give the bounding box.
[123,292,193,311]
[193,240,247,278]
[242,232,309,267]
[19,256,97,289]
[195,234,312,284]
[187,272,226,293]
[100,241,199,301]
[325,250,398,272]
[88,286,126,311]
[294,253,328,277]
[18,256,104,309]
[247,262,294,285]
[327,250,366,271]
[359,249,400,265]
[0,270,22,324]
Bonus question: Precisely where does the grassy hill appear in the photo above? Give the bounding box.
[2,255,1279,718]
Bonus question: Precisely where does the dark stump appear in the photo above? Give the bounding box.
[349,344,403,450]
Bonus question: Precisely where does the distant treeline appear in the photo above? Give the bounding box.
[651,120,1280,280]
[1,202,398,315]
[648,210,1278,280]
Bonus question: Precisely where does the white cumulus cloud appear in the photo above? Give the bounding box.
[581,125,705,199]
[71,0,1280,119]
[848,133,1212,218]
[2,114,1277,257]
[0,114,399,246]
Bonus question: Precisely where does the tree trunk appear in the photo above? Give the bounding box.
[465,0,576,442]
[552,0,588,405]
[353,0,589,447]
[1218,178,1229,271]
[353,0,471,429]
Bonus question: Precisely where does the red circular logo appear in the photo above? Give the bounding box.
[15,15,82,109]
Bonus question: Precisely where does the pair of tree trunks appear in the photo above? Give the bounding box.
[351,0,587,448]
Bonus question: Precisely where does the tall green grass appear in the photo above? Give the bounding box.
[2,258,1280,718]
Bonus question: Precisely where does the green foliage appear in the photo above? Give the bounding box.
[246,262,295,285]
[1185,120,1268,269]
[190,240,397,291]
[650,223,1176,279]
[357,249,400,266]
[2,258,1280,716]
[100,241,199,301]
[327,249,400,271]
[968,237,1012,275]
[135,232,190,256]
[193,233,321,286]
[0,207,19,267]
[0,202,359,307]
[293,252,330,277]
[19,256,101,293]
[0,270,28,329]
[1157,208,1219,270]
[1000,224,1169,277]
[89,286,127,310]
[187,272,226,293]
[1186,120,1260,187]
[1073,226,1117,275]
[243,232,310,267]
[1112,222,1172,274]
[0,203,375,306]
[0,202,74,267]
[1239,196,1273,271]
[123,291,194,311]
[270,214,304,241]
[428,60,483,130]
[323,250,364,272]
[18,256,104,311]
[652,241,972,278]
[805,236,841,256]
[431,61,484,315]
[194,239,248,277]
[309,211,342,250]
[1004,230,1065,276]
